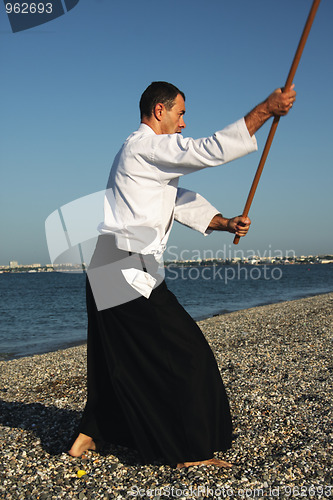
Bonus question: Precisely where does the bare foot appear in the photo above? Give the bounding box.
[68,433,96,457]
[177,458,232,469]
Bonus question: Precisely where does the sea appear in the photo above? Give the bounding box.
[0,263,332,361]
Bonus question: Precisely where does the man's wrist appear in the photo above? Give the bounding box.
[244,101,272,136]
[207,214,229,232]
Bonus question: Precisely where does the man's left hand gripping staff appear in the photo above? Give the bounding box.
[207,214,251,237]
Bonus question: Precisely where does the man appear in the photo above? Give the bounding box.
[69,81,296,468]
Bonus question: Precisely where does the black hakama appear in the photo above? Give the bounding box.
[77,271,233,465]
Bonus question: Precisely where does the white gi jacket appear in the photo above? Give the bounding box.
[96,118,257,299]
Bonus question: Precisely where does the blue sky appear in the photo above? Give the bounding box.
[1,0,332,265]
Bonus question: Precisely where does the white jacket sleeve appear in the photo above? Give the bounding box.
[174,187,220,235]
[137,118,257,182]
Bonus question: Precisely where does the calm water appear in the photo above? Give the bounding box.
[0,264,332,360]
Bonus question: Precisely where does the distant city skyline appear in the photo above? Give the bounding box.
[2,251,333,271]
[1,0,332,265]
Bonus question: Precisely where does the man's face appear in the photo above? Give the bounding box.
[160,94,186,134]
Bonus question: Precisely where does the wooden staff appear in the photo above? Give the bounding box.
[233,0,321,245]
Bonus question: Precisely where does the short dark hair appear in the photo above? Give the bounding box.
[139,81,185,120]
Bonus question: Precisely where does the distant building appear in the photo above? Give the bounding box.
[9,261,18,268]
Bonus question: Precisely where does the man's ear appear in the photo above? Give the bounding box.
[153,103,165,121]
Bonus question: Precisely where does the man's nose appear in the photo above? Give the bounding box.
[180,117,186,129]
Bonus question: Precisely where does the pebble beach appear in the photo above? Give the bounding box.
[0,292,332,499]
